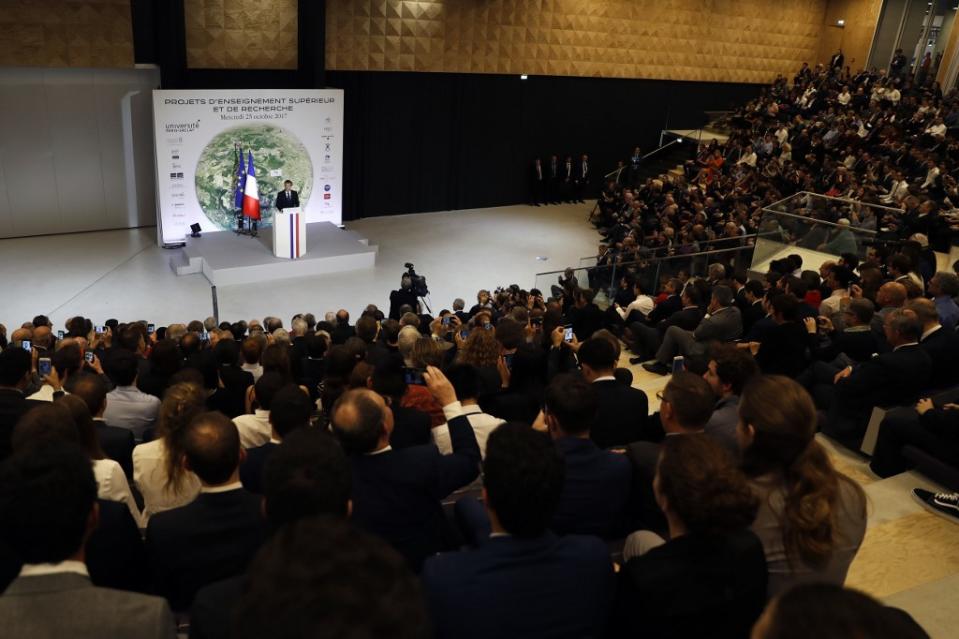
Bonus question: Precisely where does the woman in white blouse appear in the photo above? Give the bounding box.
[133,382,205,524]
[60,395,142,526]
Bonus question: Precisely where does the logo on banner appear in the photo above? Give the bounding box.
[324,184,331,192]
[165,120,201,133]
[325,144,332,152]
[323,193,331,200]
[170,172,184,180]
[324,154,331,163]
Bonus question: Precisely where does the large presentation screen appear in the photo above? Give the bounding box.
[152,89,344,246]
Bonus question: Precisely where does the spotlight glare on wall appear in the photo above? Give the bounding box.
[836,19,845,26]
[520,74,528,80]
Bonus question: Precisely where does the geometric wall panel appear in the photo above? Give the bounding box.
[326,0,833,84]
[0,0,134,68]
[185,0,298,70]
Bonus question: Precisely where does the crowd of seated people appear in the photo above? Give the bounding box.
[0,61,954,638]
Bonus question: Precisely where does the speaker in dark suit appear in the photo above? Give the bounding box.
[424,423,614,639]
[145,412,266,611]
[275,181,299,210]
[332,386,480,571]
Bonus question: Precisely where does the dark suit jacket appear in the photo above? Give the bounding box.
[920,326,959,389]
[0,499,147,594]
[658,306,703,335]
[756,321,810,377]
[145,488,266,611]
[274,189,299,210]
[552,437,632,538]
[349,413,480,571]
[591,379,652,448]
[389,405,432,449]
[423,533,615,639]
[0,388,43,461]
[569,303,604,341]
[646,295,683,325]
[609,530,768,639]
[330,322,355,345]
[835,344,933,420]
[741,300,765,336]
[96,420,135,478]
[189,575,244,639]
[239,442,278,494]
[209,366,254,418]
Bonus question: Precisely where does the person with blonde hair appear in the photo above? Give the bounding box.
[132,382,206,523]
[738,375,866,598]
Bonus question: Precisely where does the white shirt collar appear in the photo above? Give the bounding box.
[366,445,393,456]
[19,560,89,578]
[893,342,920,351]
[200,481,244,494]
[592,376,617,382]
[921,325,942,341]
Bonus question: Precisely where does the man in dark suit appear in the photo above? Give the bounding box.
[191,428,353,639]
[330,309,355,345]
[574,154,590,203]
[824,308,933,446]
[624,372,716,534]
[530,158,545,206]
[909,297,959,389]
[628,284,703,364]
[240,384,311,494]
[330,370,480,571]
[274,179,299,211]
[146,412,266,611]
[0,348,43,461]
[568,288,604,341]
[740,280,766,336]
[547,154,560,204]
[561,155,575,202]
[70,373,135,477]
[545,374,632,537]
[0,443,175,638]
[423,422,614,639]
[577,338,652,447]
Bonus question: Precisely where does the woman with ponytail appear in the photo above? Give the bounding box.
[738,375,867,598]
[132,382,206,524]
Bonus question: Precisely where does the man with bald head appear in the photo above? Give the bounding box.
[331,309,355,345]
[331,368,480,570]
[145,411,266,611]
[870,281,907,351]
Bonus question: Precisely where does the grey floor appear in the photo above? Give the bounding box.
[0,203,599,329]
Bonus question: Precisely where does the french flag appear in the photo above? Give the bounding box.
[242,151,261,220]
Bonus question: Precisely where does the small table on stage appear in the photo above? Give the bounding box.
[273,209,307,259]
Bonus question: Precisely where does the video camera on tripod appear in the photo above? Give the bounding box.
[404,262,430,298]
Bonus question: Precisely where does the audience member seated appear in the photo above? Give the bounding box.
[804,297,878,364]
[643,285,743,375]
[610,435,766,639]
[239,384,311,494]
[627,284,704,364]
[871,395,959,478]
[102,348,161,442]
[625,372,716,534]
[234,517,429,639]
[146,411,266,611]
[543,374,632,537]
[702,344,759,455]
[0,443,175,637]
[929,271,959,330]
[822,308,932,446]
[208,340,254,418]
[430,363,503,459]
[908,297,959,389]
[368,359,432,449]
[137,339,181,400]
[739,376,867,598]
[423,422,614,639]
[133,383,205,522]
[191,428,353,639]
[577,337,652,447]
[330,369,480,570]
[751,293,811,377]
[71,372,136,478]
[752,583,930,639]
[0,348,43,461]
[232,372,284,449]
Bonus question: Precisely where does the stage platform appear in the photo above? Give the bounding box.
[169,222,378,286]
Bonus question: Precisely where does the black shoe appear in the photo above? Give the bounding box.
[642,362,669,375]
[914,488,959,523]
[629,356,644,365]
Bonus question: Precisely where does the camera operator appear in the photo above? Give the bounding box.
[389,273,420,320]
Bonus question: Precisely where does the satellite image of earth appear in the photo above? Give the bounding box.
[194,124,313,229]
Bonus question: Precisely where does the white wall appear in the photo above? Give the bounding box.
[0,66,160,239]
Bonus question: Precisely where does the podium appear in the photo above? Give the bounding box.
[273,208,307,259]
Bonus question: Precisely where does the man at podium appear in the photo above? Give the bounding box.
[276,180,300,211]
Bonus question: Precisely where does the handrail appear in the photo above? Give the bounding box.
[573,233,761,266]
[603,137,686,181]
[762,202,879,234]
[769,191,904,215]
[536,240,757,278]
